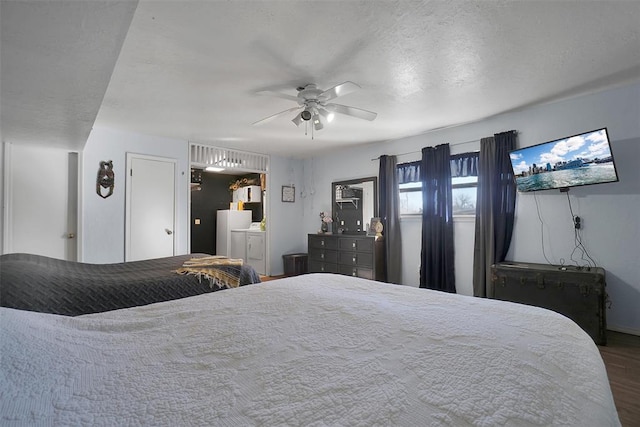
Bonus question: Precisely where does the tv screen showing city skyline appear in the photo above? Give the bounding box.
[509,128,619,192]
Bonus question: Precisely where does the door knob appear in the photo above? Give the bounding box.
[67,233,75,239]
[165,229,173,235]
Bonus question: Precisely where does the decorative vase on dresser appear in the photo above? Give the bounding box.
[308,234,385,281]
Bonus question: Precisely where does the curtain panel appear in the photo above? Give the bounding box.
[379,155,402,284]
[419,144,456,293]
[450,152,479,178]
[398,152,479,184]
[397,161,421,184]
[472,130,517,298]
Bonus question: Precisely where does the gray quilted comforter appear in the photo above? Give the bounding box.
[0,253,261,316]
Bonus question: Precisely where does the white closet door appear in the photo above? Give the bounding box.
[3,143,78,260]
[126,154,176,261]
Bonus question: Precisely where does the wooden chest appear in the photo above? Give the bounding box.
[491,262,607,345]
[308,234,385,281]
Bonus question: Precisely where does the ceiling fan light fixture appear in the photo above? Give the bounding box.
[292,112,303,126]
[301,109,312,121]
[254,81,377,137]
[319,108,334,123]
[312,112,323,131]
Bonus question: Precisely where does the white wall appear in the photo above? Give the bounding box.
[81,126,190,263]
[0,139,5,251]
[266,154,306,275]
[305,81,640,334]
[82,126,305,273]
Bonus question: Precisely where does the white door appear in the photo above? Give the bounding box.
[66,152,79,261]
[2,143,78,260]
[125,154,176,261]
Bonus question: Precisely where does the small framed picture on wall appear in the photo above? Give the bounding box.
[281,185,295,203]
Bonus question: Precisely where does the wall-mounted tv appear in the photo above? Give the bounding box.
[509,128,619,192]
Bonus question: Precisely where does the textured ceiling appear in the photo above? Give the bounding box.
[2,1,640,155]
[0,0,138,150]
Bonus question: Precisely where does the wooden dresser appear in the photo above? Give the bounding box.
[308,234,385,281]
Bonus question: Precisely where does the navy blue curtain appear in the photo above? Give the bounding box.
[379,155,402,284]
[419,144,456,292]
[472,130,517,297]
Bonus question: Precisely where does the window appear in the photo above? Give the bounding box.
[397,152,479,216]
[399,181,422,215]
[451,176,478,216]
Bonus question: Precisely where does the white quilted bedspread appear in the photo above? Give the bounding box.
[1,273,619,426]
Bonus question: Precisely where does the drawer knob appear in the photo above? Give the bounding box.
[321,240,325,246]
[352,256,357,264]
[321,266,325,272]
[352,269,357,276]
[321,253,324,259]
[352,242,356,249]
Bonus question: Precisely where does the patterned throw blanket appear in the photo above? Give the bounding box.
[175,256,245,289]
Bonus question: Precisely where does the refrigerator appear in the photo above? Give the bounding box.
[216,210,251,257]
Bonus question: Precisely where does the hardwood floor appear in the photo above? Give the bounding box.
[599,331,640,427]
[259,274,286,282]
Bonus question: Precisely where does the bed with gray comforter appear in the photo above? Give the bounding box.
[0,253,261,316]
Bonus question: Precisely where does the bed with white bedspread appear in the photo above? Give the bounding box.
[1,273,619,426]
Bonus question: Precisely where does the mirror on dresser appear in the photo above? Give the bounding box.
[331,177,378,234]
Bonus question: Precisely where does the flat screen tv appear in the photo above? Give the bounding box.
[509,128,619,192]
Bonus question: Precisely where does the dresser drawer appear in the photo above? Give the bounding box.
[309,249,338,264]
[338,264,373,280]
[308,234,384,282]
[338,237,373,253]
[309,260,339,274]
[338,251,373,268]
[309,234,338,250]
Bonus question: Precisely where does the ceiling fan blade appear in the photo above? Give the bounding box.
[252,107,301,126]
[255,90,300,103]
[325,103,377,121]
[321,81,361,101]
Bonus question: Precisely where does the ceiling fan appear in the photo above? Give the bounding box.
[252,81,377,135]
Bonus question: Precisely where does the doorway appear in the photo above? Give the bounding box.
[190,170,263,255]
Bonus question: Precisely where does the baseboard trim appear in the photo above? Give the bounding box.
[608,325,640,337]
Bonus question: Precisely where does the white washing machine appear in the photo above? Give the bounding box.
[231,223,266,275]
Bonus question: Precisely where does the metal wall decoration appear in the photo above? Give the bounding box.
[96,160,115,199]
[229,176,261,191]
